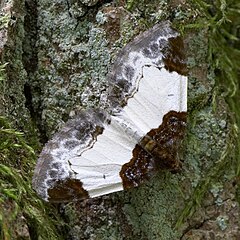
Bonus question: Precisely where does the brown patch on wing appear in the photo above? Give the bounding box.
[163,36,188,76]
[146,111,187,170]
[120,145,155,189]
[48,179,89,202]
[120,111,187,189]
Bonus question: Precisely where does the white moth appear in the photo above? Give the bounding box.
[32,21,188,202]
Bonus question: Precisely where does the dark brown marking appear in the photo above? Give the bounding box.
[145,111,187,170]
[163,36,188,76]
[120,145,155,189]
[48,179,89,202]
[120,111,187,189]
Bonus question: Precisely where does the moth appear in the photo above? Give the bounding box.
[33,21,188,202]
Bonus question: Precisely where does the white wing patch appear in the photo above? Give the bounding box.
[122,66,187,133]
[69,66,187,198]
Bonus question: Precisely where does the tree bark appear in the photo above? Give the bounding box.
[1,0,239,239]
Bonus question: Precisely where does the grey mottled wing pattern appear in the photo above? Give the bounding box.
[32,109,108,201]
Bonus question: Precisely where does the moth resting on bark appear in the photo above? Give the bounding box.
[32,21,188,202]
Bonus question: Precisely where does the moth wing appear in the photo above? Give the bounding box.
[33,66,187,202]
[32,109,139,202]
[118,66,187,135]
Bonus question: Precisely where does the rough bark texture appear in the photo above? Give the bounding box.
[1,0,239,239]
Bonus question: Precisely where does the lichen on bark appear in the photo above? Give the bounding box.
[1,0,240,239]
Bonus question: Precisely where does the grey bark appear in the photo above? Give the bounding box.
[0,0,239,239]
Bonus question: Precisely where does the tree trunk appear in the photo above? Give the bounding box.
[1,0,239,239]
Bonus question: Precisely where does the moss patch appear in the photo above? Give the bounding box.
[0,116,66,239]
[175,0,240,230]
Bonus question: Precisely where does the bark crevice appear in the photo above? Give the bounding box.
[22,0,48,142]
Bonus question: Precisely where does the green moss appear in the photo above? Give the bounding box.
[175,0,240,228]
[1,8,67,235]
[0,116,65,239]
